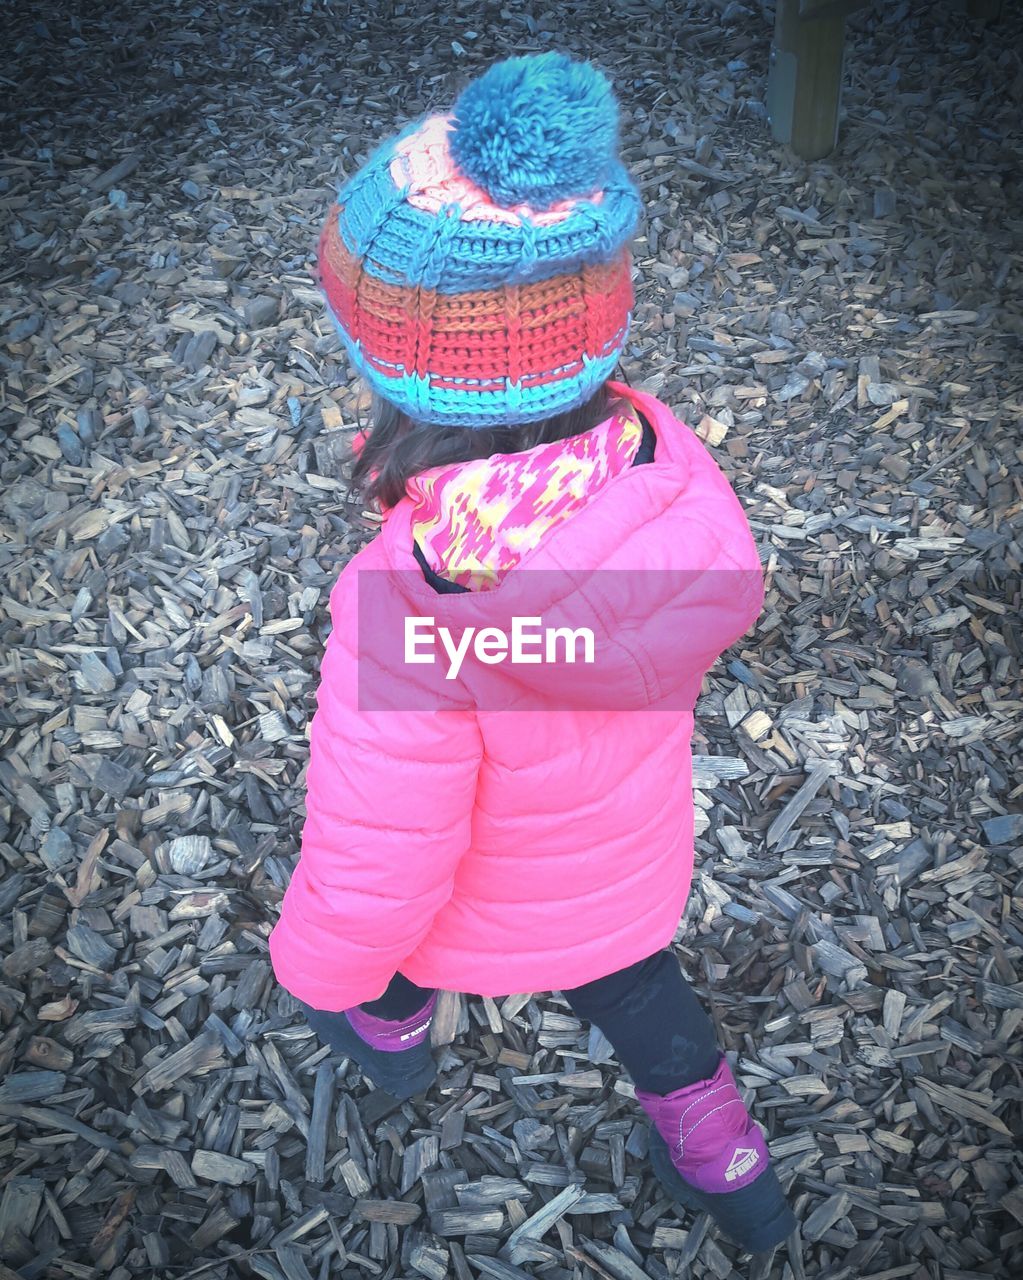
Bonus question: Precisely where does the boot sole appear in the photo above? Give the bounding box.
[648,1127,797,1253]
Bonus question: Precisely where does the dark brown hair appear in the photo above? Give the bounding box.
[350,381,632,511]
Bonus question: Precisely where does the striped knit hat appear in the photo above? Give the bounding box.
[315,52,642,428]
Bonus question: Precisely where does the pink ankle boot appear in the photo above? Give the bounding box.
[301,994,437,1100]
[636,1055,796,1252]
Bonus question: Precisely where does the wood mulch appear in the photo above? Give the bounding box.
[1,1,1021,1277]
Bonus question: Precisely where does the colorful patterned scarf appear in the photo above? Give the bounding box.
[409,403,644,589]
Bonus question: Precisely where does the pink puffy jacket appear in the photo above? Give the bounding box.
[268,382,763,1010]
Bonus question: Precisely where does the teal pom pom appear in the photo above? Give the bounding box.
[449,52,619,208]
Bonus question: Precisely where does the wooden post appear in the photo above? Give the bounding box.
[767,0,851,161]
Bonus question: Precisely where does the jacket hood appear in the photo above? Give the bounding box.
[355,382,763,713]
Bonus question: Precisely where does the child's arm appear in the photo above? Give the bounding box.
[268,574,482,1012]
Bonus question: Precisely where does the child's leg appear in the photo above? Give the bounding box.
[300,971,437,1100]
[563,950,796,1253]
[562,949,720,1092]
[360,971,435,1021]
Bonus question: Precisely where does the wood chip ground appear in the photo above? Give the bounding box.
[1,1,1021,1278]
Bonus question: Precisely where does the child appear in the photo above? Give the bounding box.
[269,51,796,1254]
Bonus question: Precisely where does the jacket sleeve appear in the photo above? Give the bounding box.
[268,569,482,1011]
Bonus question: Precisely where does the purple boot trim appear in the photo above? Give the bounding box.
[345,992,437,1053]
[635,1055,770,1195]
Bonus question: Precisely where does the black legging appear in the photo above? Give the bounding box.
[356,949,720,1095]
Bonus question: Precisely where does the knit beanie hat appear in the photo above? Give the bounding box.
[315,51,642,429]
